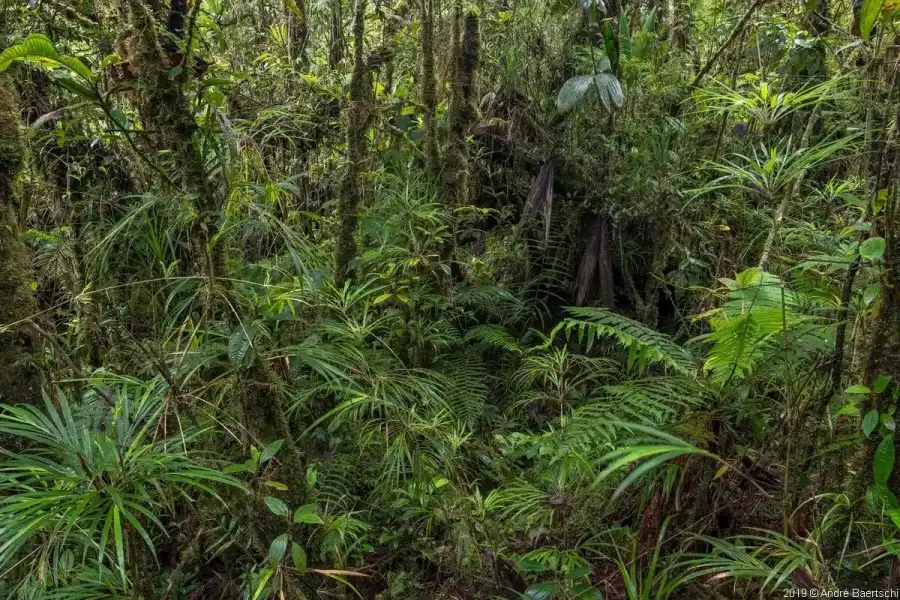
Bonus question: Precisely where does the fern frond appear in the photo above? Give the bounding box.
[439,353,489,427]
[558,376,705,457]
[548,307,696,374]
[465,324,522,354]
[694,268,831,383]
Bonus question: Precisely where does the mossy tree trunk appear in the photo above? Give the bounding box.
[123,0,226,287]
[843,70,900,501]
[287,0,308,64]
[0,76,40,404]
[444,9,479,206]
[420,0,439,177]
[328,0,345,68]
[334,0,373,285]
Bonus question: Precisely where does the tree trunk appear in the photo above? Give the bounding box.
[420,0,440,178]
[444,9,479,206]
[334,0,372,284]
[123,0,225,289]
[0,77,40,404]
[287,0,308,64]
[843,65,900,501]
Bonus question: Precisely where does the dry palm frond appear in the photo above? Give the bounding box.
[520,159,555,246]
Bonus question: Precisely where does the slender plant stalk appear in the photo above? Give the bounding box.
[688,0,771,91]
[758,108,820,269]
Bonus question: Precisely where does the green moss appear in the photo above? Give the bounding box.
[0,78,25,179]
[0,77,39,404]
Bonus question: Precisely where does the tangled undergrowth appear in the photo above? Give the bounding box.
[1,0,900,598]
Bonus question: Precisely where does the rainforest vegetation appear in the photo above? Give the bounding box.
[2,0,900,597]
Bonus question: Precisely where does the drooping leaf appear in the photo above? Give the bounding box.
[54,76,97,101]
[864,282,881,305]
[550,306,695,374]
[874,433,895,487]
[860,0,886,41]
[872,188,888,215]
[292,542,307,574]
[593,72,624,111]
[228,328,252,364]
[556,75,594,112]
[0,34,94,81]
[618,10,632,59]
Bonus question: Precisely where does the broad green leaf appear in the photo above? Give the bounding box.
[872,188,888,216]
[264,480,288,491]
[264,496,290,517]
[0,34,94,81]
[888,508,900,530]
[294,503,323,524]
[268,533,288,564]
[566,565,592,580]
[292,542,307,574]
[525,582,560,600]
[864,410,879,438]
[875,434,895,486]
[875,375,893,394]
[228,328,252,364]
[860,0,886,41]
[55,76,97,101]
[557,75,594,112]
[593,72,624,112]
[860,237,886,261]
[847,385,871,394]
[571,583,604,599]
[109,108,129,129]
[260,439,284,464]
[518,557,550,573]
[864,282,881,305]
